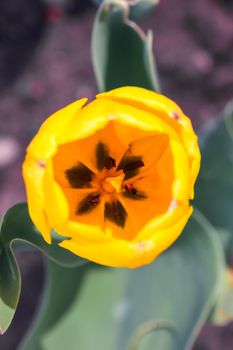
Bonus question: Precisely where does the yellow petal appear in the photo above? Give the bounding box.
[59,205,192,268]
[27,98,87,160]
[43,160,69,229]
[22,154,51,243]
[98,87,201,197]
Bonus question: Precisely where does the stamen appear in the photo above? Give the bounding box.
[66,163,93,188]
[123,160,144,173]
[96,142,108,170]
[96,142,116,170]
[123,184,146,200]
[104,200,127,228]
[105,156,116,170]
[76,193,100,215]
[125,183,137,195]
[118,156,144,180]
[89,194,100,206]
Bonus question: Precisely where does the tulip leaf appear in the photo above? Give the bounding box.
[20,210,224,350]
[130,0,159,20]
[210,267,233,325]
[0,245,21,334]
[194,101,233,262]
[0,203,86,268]
[92,0,160,20]
[0,203,86,333]
[91,0,160,92]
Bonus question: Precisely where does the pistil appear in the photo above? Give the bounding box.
[104,173,125,193]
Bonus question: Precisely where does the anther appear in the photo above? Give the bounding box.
[123,184,146,200]
[123,160,144,173]
[66,163,93,188]
[76,193,100,215]
[105,156,116,170]
[89,194,100,206]
[125,183,137,195]
[81,171,92,182]
[113,202,120,220]
[104,200,127,228]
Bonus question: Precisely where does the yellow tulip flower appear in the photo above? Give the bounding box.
[23,86,201,268]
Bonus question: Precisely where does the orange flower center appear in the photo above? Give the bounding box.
[100,172,125,194]
[52,121,174,240]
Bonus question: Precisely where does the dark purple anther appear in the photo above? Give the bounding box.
[81,171,92,182]
[123,160,144,173]
[104,201,127,227]
[113,202,120,219]
[105,157,116,170]
[89,194,100,206]
[65,163,93,188]
[125,184,137,195]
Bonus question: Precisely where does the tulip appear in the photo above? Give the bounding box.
[23,86,200,267]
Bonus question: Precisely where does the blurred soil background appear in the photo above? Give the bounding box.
[0,0,232,349]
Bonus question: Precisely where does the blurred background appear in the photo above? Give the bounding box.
[0,0,232,348]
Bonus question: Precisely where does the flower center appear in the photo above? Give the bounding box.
[53,123,174,239]
[62,141,146,228]
[101,173,125,194]
[53,129,173,239]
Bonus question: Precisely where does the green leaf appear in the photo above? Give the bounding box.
[129,0,159,20]
[194,101,233,262]
[210,267,233,325]
[91,0,160,92]
[20,210,224,350]
[0,245,21,334]
[92,0,160,20]
[0,203,86,333]
[0,203,86,268]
